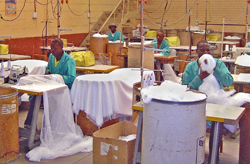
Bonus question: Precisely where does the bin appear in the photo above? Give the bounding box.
[107,43,124,68]
[90,37,109,59]
[0,86,19,163]
[141,86,207,164]
[239,103,250,164]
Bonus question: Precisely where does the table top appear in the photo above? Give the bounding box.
[232,73,250,84]
[219,57,236,63]
[40,46,86,52]
[154,55,178,64]
[0,54,31,61]
[76,65,119,73]
[169,46,197,51]
[132,102,245,124]
[0,79,43,95]
[208,41,240,45]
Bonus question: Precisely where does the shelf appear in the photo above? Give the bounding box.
[223,51,236,53]
[208,41,239,45]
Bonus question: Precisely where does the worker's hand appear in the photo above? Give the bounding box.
[45,72,50,75]
[199,70,209,80]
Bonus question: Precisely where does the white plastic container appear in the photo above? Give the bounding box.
[142,97,206,164]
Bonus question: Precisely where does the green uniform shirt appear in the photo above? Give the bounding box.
[46,51,76,89]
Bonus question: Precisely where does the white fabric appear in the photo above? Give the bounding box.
[162,64,181,83]
[141,80,206,103]
[235,54,250,67]
[3,59,47,75]
[238,73,250,82]
[70,68,154,128]
[198,55,250,133]
[12,75,93,162]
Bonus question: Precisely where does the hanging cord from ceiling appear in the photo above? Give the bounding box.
[223,3,247,21]
[143,0,197,28]
[143,0,166,13]
[35,0,52,6]
[41,0,50,48]
[67,3,88,16]
[166,0,197,27]
[0,0,27,21]
[144,0,172,19]
[34,0,36,12]
[160,0,169,30]
[51,0,63,20]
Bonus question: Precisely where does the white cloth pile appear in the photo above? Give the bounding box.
[199,54,250,133]
[235,54,250,67]
[13,75,93,162]
[92,33,108,38]
[70,68,154,128]
[141,80,206,103]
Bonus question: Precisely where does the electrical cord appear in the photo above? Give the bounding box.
[143,0,197,28]
[35,0,52,6]
[160,0,169,30]
[167,0,197,27]
[143,0,166,13]
[143,0,172,19]
[0,0,27,21]
[51,0,62,20]
[67,3,88,16]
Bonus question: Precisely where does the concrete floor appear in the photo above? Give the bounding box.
[8,107,240,164]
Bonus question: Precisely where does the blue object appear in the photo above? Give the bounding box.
[246,44,250,55]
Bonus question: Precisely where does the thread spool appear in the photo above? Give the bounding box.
[1,61,5,77]
[232,45,237,52]
[225,44,229,51]
[7,60,11,70]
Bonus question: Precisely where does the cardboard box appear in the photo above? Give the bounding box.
[93,121,137,164]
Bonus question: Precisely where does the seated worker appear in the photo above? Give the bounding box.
[151,30,170,55]
[108,23,124,42]
[24,38,76,128]
[182,40,233,164]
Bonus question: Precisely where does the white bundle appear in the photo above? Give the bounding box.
[198,54,250,133]
[92,33,108,38]
[235,54,250,67]
[141,80,206,103]
[224,36,241,40]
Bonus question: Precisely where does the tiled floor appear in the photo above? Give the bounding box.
[8,107,240,164]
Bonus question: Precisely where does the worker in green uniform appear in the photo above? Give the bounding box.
[151,31,170,55]
[108,23,124,42]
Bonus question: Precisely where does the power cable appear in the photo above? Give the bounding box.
[143,0,166,13]
[67,3,88,16]
[167,0,197,27]
[143,0,197,28]
[160,0,169,30]
[35,0,52,6]
[144,0,172,20]
[0,0,27,21]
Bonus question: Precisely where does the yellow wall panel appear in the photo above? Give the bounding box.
[0,0,249,39]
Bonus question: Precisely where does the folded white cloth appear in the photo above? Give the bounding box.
[71,68,154,127]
